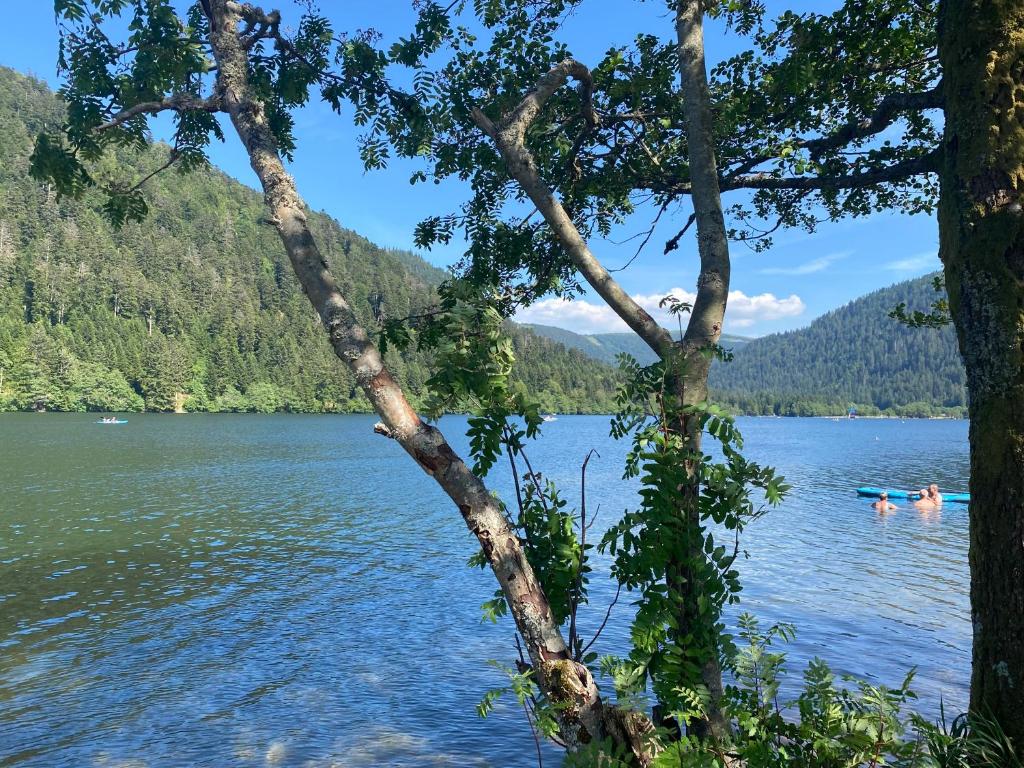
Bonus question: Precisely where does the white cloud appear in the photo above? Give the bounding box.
[884,252,939,272]
[516,296,623,334]
[517,287,805,335]
[759,251,850,275]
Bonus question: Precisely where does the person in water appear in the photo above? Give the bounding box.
[914,485,942,509]
[872,492,897,512]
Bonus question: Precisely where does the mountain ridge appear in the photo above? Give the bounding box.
[526,276,966,417]
[521,324,752,366]
[710,274,965,416]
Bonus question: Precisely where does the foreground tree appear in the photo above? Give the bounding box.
[937,0,1024,741]
[363,0,936,745]
[34,0,1024,758]
[465,6,740,735]
[34,0,648,752]
[367,0,1023,749]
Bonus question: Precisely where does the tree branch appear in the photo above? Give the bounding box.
[721,149,941,192]
[95,94,222,132]
[471,60,674,358]
[798,83,943,159]
[498,58,598,145]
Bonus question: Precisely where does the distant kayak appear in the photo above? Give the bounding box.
[857,486,970,504]
[95,419,128,425]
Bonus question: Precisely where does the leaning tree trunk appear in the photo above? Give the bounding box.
[938,0,1024,747]
[671,0,731,739]
[201,0,643,754]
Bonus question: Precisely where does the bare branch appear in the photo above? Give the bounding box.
[95,94,222,133]
[125,150,179,192]
[663,212,696,255]
[608,201,669,273]
[569,448,600,659]
[579,583,621,658]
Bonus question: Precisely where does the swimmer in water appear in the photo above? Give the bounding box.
[914,487,937,509]
[872,492,897,512]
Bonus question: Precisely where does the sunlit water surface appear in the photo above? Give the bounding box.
[0,414,970,766]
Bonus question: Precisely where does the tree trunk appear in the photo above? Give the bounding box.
[471,20,733,734]
[672,0,731,739]
[202,0,627,755]
[938,0,1024,747]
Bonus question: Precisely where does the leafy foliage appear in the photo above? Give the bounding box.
[601,355,788,714]
[637,614,1022,768]
[348,0,941,303]
[890,275,952,329]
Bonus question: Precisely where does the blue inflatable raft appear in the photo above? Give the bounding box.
[857,486,970,504]
[95,419,128,424]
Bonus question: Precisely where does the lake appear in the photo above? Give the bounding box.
[0,414,970,766]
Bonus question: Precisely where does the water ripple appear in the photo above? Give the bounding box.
[0,414,969,766]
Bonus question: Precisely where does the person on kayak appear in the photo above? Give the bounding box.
[872,492,897,512]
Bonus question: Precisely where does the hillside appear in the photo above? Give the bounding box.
[710,276,966,417]
[524,324,751,366]
[0,67,619,414]
[526,278,965,417]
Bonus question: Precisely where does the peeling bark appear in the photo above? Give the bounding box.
[938,0,1024,747]
[201,0,618,753]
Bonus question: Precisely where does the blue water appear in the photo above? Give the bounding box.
[0,415,970,766]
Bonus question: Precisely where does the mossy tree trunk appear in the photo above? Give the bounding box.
[938,0,1024,745]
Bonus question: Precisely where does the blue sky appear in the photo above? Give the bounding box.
[0,1,941,337]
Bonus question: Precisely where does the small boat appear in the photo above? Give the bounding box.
[541,414,558,423]
[96,418,128,424]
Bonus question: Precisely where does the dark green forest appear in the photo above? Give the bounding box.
[0,67,965,419]
[0,67,618,414]
[710,276,966,417]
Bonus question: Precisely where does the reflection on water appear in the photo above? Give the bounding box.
[0,414,970,766]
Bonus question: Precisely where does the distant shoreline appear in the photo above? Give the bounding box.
[1,410,969,421]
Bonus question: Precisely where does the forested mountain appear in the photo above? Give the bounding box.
[0,67,618,414]
[524,324,751,366]
[0,68,965,419]
[527,278,965,417]
[710,276,966,416]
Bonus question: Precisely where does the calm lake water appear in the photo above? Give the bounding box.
[0,414,970,767]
